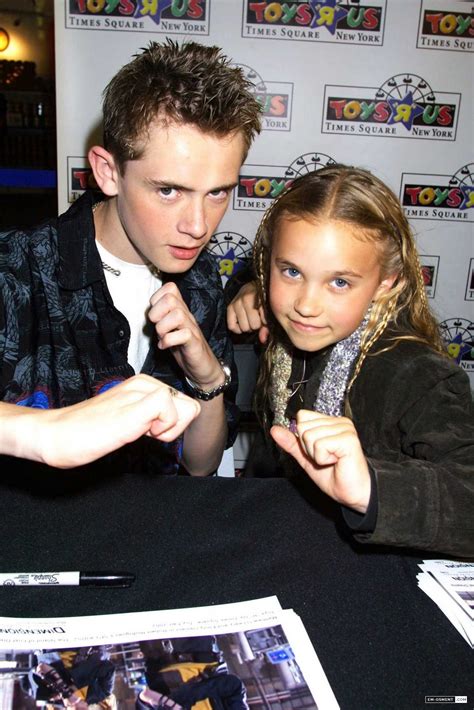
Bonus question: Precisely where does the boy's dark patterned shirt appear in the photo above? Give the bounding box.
[0,191,238,479]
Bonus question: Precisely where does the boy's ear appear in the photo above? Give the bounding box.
[88,145,120,197]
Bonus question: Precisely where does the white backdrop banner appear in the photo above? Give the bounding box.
[54,0,473,385]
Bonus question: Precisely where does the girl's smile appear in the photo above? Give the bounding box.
[288,319,329,334]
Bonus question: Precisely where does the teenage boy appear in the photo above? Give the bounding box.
[0,40,262,480]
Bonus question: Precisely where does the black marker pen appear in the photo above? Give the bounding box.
[0,571,135,587]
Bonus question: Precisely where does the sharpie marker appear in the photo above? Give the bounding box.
[0,571,135,588]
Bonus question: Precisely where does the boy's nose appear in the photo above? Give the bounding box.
[178,200,208,240]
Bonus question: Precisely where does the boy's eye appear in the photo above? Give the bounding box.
[159,187,177,197]
[209,189,229,199]
[332,278,349,289]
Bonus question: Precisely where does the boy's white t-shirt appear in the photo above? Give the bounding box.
[96,242,162,374]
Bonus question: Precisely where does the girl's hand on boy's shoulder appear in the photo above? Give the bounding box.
[270,410,371,514]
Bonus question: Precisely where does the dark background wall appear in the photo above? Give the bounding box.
[0,0,56,229]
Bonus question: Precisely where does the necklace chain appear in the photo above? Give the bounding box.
[93,202,161,279]
[101,261,121,277]
[288,356,308,400]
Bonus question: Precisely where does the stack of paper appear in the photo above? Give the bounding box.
[417,559,474,647]
[0,596,340,709]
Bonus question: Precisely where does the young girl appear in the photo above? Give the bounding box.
[228,164,473,557]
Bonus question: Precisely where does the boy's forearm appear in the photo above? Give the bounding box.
[0,402,46,463]
[181,397,228,476]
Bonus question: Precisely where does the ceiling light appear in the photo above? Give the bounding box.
[0,28,10,52]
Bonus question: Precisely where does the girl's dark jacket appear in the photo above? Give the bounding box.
[226,268,473,556]
[252,331,474,558]
[325,334,472,557]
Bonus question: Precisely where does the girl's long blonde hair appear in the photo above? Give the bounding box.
[252,164,446,428]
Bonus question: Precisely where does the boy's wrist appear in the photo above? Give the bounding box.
[185,360,231,400]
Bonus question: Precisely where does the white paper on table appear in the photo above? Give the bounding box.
[280,608,340,709]
[0,596,340,710]
[419,560,474,621]
[417,573,474,648]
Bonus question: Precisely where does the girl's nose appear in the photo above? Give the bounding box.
[294,286,322,317]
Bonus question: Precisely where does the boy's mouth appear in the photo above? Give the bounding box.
[168,245,201,261]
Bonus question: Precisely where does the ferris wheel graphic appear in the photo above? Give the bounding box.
[448,163,474,189]
[209,231,253,260]
[208,231,253,282]
[233,64,267,97]
[285,152,337,179]
[375,74,436,103]
[439,318,474,363]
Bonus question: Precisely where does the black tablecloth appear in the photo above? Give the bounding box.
[0,471,471,709]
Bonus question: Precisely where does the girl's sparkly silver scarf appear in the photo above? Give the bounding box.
[270,312,369,427]
[313,312,369,416]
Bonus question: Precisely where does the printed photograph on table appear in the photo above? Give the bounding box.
[0,628,317,709]
[0,600,339,708]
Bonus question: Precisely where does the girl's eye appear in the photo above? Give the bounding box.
[283,267,301,279]
[332,278,349,289]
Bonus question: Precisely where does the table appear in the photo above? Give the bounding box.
[0,470,471,709]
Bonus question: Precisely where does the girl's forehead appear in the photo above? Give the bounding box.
[271,218,383,268]
[273,216,366,243]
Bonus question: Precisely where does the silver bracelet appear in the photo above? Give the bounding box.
[185,359,232,401]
